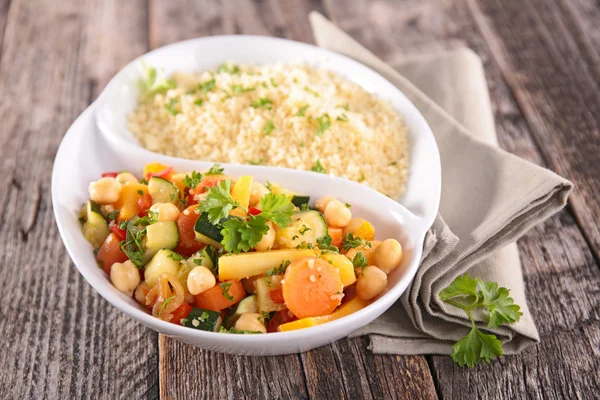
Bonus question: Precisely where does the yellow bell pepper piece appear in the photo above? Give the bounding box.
[320,253,357,287]
[218,249,315,281]
[278,297,370,332]
[143,162,169,178]
[170,172,190,195]
[230,176,253,217]
[114,182,148,221]
[354,220,375,241]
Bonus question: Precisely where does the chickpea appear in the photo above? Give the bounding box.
[150,202,181,222]
[324,199,352,228]
[315,195,336,213]
[249,182,270,207]
[110,260,141,297]
[89,177,122,205]
[134,282,152,305]
[356,266,388,300]
[187,266,216,295]
[115,172,139,185]
[372,239,403,274]
[255,221,275,251]
[234,312,267,333]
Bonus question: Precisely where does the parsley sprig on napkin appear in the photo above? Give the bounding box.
[439,274,523,367]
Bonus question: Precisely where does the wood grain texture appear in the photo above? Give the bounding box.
[0,0,157,399]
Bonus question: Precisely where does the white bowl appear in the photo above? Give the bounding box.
[52,35,440,355]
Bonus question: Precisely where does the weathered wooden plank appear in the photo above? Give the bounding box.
[469,0,600,262]
[325,0,600,399]
[0,0,156,399]
[150,1,438,399]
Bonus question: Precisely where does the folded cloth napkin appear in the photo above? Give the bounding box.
[309,13,574,355]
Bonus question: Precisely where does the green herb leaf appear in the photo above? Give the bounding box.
[231,84,256,94]
[304,86,320,97]
[219,282,234,301]
[439,273,523,367]
[263,120,275,135]
[194,98,204,107]
[165,98,180,115]
[251,97,273,109]
[296,105,309,116]
[352,253,368,270]
[311,160,327,174]
[158,295,176,316]
[337,113,349,122]
[218,326,261,334]
[451,324,503,368]
[206,163,224,175]
[107,210,119,221]
[316,114,331,136]
[197,180,239,224]
[217,63,241,74]
[182,171,202,190]
[138,62,176,98]
[270,78,279,87]
[193,258,204,266]
[342,233,363,250]
[259,193,295,227]
[220,215,269,253]
[266,260,291,278]
[167,252,184,261]
[118,221,128,230]
[316,235,339,253]
[197,79,216,93]
[246,158,264,165]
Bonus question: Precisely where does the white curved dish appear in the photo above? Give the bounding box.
[52,36,441,355]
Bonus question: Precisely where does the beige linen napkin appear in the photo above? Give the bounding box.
[309,13,574,355]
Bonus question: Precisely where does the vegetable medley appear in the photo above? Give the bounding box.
[79,163,404,333]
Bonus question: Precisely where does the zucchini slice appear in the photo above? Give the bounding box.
[291,195,310,207]
[148,176,180,205]
[183,248,216,274]
[225,295,258,327]
[274,210,328,249]
[144,249,181,287]
[82,200,110,248]
[182,308,223,331]
[145,221,179,258]
[255,278,286,313]
[194,213,230,248]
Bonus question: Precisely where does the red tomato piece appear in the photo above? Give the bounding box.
[110,224,127,241]
[267,310,297,333]
[174,205,205,257]
[96,233,129,275]
[269,288,285,304]
[170,304,193,325]
[194,177,221,194]
[248,207,262,216]
[137,193,152,217]
[186,193,198,206]
[145,166,173,182]
[101,172,119,178]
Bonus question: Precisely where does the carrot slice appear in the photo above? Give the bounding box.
[282,257,344,319]
[328,227,343,249]
[195,280,246,311]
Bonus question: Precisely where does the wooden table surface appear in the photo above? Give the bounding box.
[0,0,598,399]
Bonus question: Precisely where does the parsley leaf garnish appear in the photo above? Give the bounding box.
[165,98,180,115]
[194,98,204,107]
[337,113,349,122]
[197,79,216,93]
[251,97,273,109]
[206,163,224,175]
[217,63,241,74]
[259,193,295,227]
[352,253,368,270]
[218,326,261,334]
[246,158,263,165]
[296,105,309,116]
[263,120,275,135]
[167,252,184,261]
[182,171,202,190]
[439,273,523,367]
[266,260,291,280]
[219,282,234,301]
[220,215,269,253]
[197,180,239,224]
[158,295,176,316]
[342,233,363,250]
[107,210,119,221]
[311,160,327,174]
[270,78,279,87]
[316,235,339,253]
[231,84,256,94]
[138,62,175,98]
[316,114,331,136]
